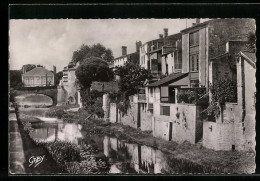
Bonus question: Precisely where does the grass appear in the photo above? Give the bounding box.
[69,109,255,174]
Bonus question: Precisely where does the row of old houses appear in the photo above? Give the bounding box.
[104,19,256,152]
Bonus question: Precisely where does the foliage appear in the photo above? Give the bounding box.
[55,71,63,86]
[114,61,152,98]
[71,43,114,64]
[111,62,152,115]
[177,88,207,104]
[209,78,237,107]
[36,141,109,174]
[75,57,114,89]
[21,64,36,72]
[10,70,23,89]
[45,105,79,119]
[128,52,139,65]
[203,78,237,120]
[247,32,256,53]
[80,89,104,118]
[36,141,81,164]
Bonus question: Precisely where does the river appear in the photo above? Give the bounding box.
[15,94,213,174]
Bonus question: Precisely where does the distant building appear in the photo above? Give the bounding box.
[60,62,79,104]
[111,42,142,80]
[22,66,55,87]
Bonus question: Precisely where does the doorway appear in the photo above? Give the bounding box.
[169,87,176,103]
[169,122,173,141]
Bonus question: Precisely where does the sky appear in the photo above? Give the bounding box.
[9,19,209,72]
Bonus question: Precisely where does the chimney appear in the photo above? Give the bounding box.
[196,18,200,24]
[122,46,127,56]
[163,28,168,38]
[159,34,163,39]
[22,66,25,74]
[136,41,142,53]
[53,65,56,75]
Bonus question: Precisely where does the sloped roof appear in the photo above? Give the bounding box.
[147,72,189,87]
[238,51,256,68]
[23,67,54,76]
[241,51,256,63]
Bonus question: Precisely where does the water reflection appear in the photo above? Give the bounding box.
[103,136,169,174]
[14,94,53,107]
[30,122,83,145]
[22,106,207,174]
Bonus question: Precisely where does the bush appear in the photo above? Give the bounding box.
[45,106,65,119]
[36,141,81,164]
[36,141,109,174]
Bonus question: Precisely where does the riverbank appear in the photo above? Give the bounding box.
[62,107,255,174]
[18,105,255,174]
[15,110,66,174]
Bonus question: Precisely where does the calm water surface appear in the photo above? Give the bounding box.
[17,98,211,174]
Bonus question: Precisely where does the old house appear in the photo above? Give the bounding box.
[59,62,79,105]
[22,66,55,87]
[144,19,255,145]
[111,42,141,80]
[203,50,256,152]
[106,19,256,149]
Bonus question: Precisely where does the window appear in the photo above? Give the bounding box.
[150,88,153,97]
[174,50,182,70]
[161,86,169,103]
[160,106,170,116]
[36,77,40,84]
[191,80,199,88]
[190,54,199,72]
[25,78,29,85]
[189,31,199,46]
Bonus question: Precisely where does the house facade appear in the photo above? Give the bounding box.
[203,51,256,152]
[60,63,79,105]
[111,42,141,80]
[22,66,55,87]
[106,19,256,151]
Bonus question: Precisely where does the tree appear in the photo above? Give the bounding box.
[114,61,152,98]
[71,43,114,64]
[10,70,23,89]
[21,64,36,72]
[75,57,114,90]
[55,71,63,86]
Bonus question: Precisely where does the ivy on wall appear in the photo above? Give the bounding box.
[202,78,237,121]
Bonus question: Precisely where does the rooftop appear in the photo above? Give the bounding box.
[23,67,54,76]
[147,72,188,87]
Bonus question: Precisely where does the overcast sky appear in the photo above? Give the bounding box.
[9,19,209,72]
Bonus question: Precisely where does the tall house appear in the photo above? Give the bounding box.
[181,18,255,88]
[140,29,182,79]
[60,62,79,104]
[22,66,55,87]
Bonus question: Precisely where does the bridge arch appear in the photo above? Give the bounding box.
[13,86,58,106]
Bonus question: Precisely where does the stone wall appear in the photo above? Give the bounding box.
[118,102,138,128]
[140,107,153,131]
[109,103,117,123]
[153,103,202,144]
[203,103,255,152]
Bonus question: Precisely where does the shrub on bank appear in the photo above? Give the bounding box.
[36,141,109,174]
[45,105,79,119]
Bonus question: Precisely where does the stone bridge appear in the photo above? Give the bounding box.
[13,86,58,106]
